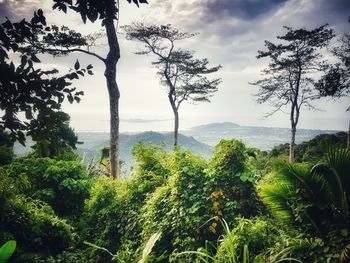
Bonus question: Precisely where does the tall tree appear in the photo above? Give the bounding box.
[316,19,350,149]
[124,23,221,146]
[0,12,88,145]
[26,0,148,178]
[251,25,334,162]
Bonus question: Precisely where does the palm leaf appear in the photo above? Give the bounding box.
[340,242,350,262]
[260,183,295,225]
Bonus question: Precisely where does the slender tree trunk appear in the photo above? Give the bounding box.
[289,63,302,163]
[165,69,179,147]
[290,125,296,162]
[347,119,350,150]
[173,109,179,147]
[168,94,179,146]
[104,16,120,179]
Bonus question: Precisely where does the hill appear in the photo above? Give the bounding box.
[76,131,213,165]
[189,122,240,132]
[269,131,348,163]
[183,122,341,150]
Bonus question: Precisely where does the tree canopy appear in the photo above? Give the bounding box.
[28,0,149,179]
[124,23,221,146]
[0,11,90,145]
[252,25,334,161]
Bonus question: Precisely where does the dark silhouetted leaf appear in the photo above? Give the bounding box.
[74,59,80,70]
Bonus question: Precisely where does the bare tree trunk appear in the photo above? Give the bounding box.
[104,15,120,179]
[347,119,350,150]
[290,125,296,162]
[168,93,179,146]
[173,109,179,147]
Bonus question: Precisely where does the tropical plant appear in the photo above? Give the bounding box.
[207,140,262,221]
[81,144,170,261]
[29,111,81,159]
[83,232,161,263]
[177,218,250,263]
[259,147,350,261]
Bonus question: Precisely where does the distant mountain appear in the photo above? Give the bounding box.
[183,122,341,150]
[190,122,240,132]
[14,122,343,164]
[76,131,213,165]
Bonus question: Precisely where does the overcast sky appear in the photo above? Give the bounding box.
[1,0,350,132]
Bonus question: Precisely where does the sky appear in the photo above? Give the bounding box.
[1,0,350,132]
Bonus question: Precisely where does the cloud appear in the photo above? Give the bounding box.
[0,0,43,22]
[99,118,172,123]
[203,0,289,21]
[121,118,172,123]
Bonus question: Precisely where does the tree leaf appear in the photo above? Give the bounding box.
[0,240,16,263]
[74,59,80,70]
[31,54,41,63]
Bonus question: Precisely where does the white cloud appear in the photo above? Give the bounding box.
[4,0,350,132]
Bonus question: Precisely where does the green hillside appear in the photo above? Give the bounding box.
[76,131,213,165]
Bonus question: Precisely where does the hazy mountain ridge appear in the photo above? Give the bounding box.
[14,122,342,165]
[183,122,341,150]
[76,131,213,165]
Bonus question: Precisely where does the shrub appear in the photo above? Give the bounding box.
[2,158,90,217]
[0,173,75,261]
[81,143,171,261]
[207,140,262,223]
[215,217,282,262]
[141,150,210,262]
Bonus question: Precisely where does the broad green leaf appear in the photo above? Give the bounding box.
[0,240,16,263]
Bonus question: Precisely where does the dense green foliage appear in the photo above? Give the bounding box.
[30,111,80,159]
[78,140,260,262]
[0,129,14,166]
[259,148,350,262]
[0,171,75,261]
[1,157,90,217]
[0,14,89,145]
[269,131,347,163]
[0,133,349,262]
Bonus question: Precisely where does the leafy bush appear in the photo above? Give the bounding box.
[81,143,170,261]
[215,217,282,261]
[207,140,262,223]
[141,150,210,262]
[141,140,262,262]
[2,158,90,217]
[0,173,75,261]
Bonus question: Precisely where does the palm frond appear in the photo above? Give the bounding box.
[340,242,350,262]
[260,184,295,225]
